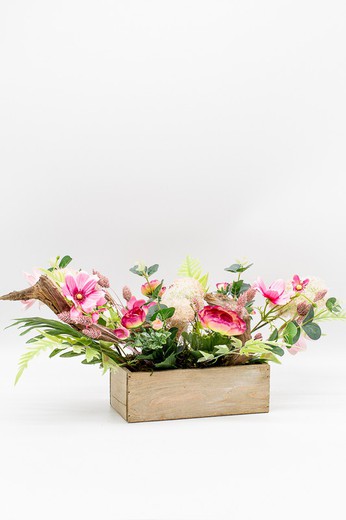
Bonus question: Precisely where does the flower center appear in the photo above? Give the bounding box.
[75,293,84,300]
[296,284,303,291]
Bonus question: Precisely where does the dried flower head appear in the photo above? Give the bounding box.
[297,301,311,316]
[122,286,132,302]
[245,287,256,302]
[75,314,93,327]
[93,269,110,288]
[314,289,328,302]
[58,311,73,323]
[82,327,101,339]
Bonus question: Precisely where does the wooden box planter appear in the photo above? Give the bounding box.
[110,364,270,422]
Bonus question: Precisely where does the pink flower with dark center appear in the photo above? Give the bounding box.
[254,277,291,306]
[292,274,309,292]
[199,305,246,336]
[62,271,107,320]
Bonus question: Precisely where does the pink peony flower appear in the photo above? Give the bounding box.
[288,336,307,355]
[198,305,246,336]
[292,274,309,292]
[254,277,291,305]
[113,327,130,340]
[62,271,107,320]
[121,297,148,329]
[216,282,229,293]
[141,279,166,297]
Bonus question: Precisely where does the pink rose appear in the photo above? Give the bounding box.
[121,296,148,329]
[198,305,246,336]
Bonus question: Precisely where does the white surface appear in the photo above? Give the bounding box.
[1,1,346,519]
[0,338,345,520]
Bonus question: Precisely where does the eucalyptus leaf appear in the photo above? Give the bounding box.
[147,264,159,276]
[302,322,321,340]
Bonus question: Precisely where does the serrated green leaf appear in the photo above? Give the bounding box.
[85,346,100,362]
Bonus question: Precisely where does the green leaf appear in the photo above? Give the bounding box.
[150,307,175,321]
[178,256,209,290]
[147,264,159,276]
[326,297,342,314]
[59,255,73,269]
[49,348,66,358]
[225,263,253,273]
[283,322,298,345]
[214,345,230,356]
[268,328,278,341]
[291,321,301,345]
[129,266,144,276]
[154,353,176,369]
[225,263,241,273]
[59,351,83,358]
[230,280,250,298]
[15,341,49,384]
[303,305,314,324]
[302,322,321,340]
[197,351,215,363]
[85,346,100,362]
[269,345,285,357]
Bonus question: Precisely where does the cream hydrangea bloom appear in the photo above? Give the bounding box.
[161,277,205,333]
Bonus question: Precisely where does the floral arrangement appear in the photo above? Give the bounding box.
[1,255,344,383]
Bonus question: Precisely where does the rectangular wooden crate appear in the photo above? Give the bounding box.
[110,364,270,422]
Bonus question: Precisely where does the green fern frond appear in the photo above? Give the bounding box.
[314,310,346,322]
[178,256,209,290]
[15,339,52,384]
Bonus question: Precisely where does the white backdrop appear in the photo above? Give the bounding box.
[0,1,345,520]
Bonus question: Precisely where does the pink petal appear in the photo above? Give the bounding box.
[269,279,286,294]
[70,306,81,321]
[75,271,97,292]
[63,274,77,296]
